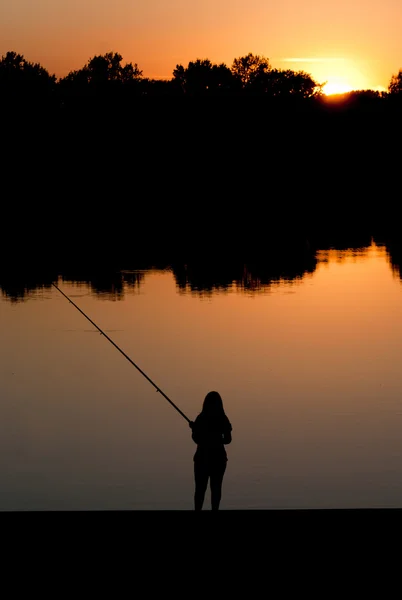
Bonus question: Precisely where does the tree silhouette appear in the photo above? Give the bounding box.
[388,69,402,94]
[231,53,271,88]
[0,51,56,109]
[230,54,322,97]
[256,68,323,98]
[172,58,234,95]
[0,46,396,131]
[59,51,143,87]
[57,51,144,111]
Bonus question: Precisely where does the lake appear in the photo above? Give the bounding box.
[2,238,402,511]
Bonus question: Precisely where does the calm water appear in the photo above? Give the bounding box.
[2,240,402,510]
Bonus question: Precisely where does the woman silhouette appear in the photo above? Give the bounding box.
[189,391,232,511]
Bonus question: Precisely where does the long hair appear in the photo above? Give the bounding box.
[201,391,225,418]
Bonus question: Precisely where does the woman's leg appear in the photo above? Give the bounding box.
[194,461,209,511]
[210,461,227,510]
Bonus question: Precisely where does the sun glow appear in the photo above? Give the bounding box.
[279,57,375,95]
[323,79,354,95]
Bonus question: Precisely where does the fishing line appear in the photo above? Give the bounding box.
[51,282,190,423]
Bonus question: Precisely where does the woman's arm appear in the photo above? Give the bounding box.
[191,418,201,444]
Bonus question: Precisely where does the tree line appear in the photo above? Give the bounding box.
[2,49,402,107]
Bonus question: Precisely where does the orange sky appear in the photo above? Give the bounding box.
[0,0,400,93]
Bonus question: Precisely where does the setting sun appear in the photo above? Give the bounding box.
[323,79,354,95]
[277,56,377,95]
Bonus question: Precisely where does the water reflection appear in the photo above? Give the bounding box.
[172,252,317,296]
[2,233,402,302]
[317,245,382,264]
[2,236,402,510]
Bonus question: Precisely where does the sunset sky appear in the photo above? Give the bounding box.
[1,0,400,94]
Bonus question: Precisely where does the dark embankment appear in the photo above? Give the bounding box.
[2,93,401,275]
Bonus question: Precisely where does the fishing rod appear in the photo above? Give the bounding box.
[51,282,190,423]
